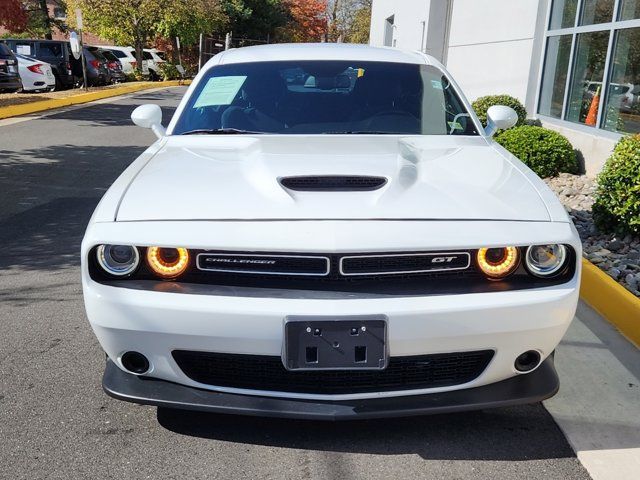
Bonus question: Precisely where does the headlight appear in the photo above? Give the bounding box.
[146,247,190,278]
[525,244,567,277]
[476,247,519,279]
[96,245,140,276]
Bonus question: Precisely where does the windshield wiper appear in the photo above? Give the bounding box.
[322,131,404,135]
[180,128,264,135]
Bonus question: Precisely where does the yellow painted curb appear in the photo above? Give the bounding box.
[580,258,640,347]
[0,80,189,120]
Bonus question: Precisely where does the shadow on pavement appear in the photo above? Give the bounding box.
[157,404,576,461]
[45,103,176,127]
[0,144,145,270]
[0,197,98,270]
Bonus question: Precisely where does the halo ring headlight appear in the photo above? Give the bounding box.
[96,245,140,276]
[477,247,519,279]
[525,244,567,277]
[146,247,190,278]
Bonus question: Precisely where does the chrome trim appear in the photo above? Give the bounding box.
[196,253,331,277]
[339,252,471,276]
[524,244,568,278]
[96,244,140,277]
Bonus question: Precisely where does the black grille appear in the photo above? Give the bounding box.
[172,350,494,394]
[341,252,470,275]
[197,253,329,276]
[280,175,387,192]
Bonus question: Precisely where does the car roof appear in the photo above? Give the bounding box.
[97,45,133,51]
[215,43,434,66]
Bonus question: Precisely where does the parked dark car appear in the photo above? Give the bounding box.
[0,41,22,92]
[97,48,126,84]
[2,39,74,89]
[71,47,109,87]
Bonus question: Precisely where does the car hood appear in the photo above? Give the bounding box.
[116,135,551,222]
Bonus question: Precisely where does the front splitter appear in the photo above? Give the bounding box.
[102,357,559,421]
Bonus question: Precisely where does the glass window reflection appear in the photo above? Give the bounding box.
[566,31,610,126]
[549,0,578,28]
[539,35,572,118]
[603,28,640,133]
[579,0,614,25]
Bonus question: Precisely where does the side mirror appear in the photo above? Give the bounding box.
[485,105,518,137]
[131,104,166,139]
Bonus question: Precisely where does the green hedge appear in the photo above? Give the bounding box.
[472,94,527,127]
[495,125,578,178]
[159,63,181,81]
[593,134,640,235]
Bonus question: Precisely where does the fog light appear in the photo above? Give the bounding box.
[514,350,541,372]
[476,247,519,279]
[525,244,567,277]
[121,351,150,374]
[146,247,189,278]
[96,245,139,276]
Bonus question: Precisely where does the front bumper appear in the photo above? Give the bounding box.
[103,355,559,420]
[83,219,580,404]
[0,75,21,91]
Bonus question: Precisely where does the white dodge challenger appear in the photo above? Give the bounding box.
[82,44,581,420]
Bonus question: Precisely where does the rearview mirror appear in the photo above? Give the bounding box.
[485,105,518,137]
[131,104,165,139]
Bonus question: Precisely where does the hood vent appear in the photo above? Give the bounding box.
[280,175,387,192]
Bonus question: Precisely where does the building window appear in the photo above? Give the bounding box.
[549,0,578,29]
[579,0,614,25]
[539,35,572,117]
[539,0,640,134]
[384,15,395,47]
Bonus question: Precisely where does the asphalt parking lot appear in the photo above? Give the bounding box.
[0,87,596,479]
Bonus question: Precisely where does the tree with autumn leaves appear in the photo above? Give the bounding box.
[0,0,68,39]
[0,0,28,33]
[281,0,327,43]
[1,0,372,62]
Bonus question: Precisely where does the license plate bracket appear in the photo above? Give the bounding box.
[283,315,387,371]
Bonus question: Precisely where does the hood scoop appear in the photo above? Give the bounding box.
[279,175,388,192]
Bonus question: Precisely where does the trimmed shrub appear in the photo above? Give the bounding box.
[592,134,640,235]
[495,125,578,178]
[159,62,180,81]
[472,94,527,127]
[125,68,144,82]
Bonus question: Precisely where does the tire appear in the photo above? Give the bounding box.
[53,73,63,91]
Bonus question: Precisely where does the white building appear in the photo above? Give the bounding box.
[369,0,640,175]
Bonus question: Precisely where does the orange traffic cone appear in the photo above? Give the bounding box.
[585,85,600,126]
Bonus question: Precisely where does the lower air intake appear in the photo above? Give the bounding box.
[172,350,494,395]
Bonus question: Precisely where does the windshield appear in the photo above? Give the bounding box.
[172,61,478,135]
[0,42,13,58]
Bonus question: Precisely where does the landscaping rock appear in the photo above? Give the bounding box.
[543,173,640,297]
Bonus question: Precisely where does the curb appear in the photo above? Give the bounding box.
[0,80,188,120]
[580,258,640,347]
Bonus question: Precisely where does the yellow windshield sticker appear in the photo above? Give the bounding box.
[193,76,247,107]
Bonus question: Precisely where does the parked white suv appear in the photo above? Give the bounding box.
[143,48,165,80]
[82,44,580,420]
[96,45,148,76]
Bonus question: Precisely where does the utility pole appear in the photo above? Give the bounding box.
[198,33,204,71]
[176,36,182,68]
[76,9,89,90]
